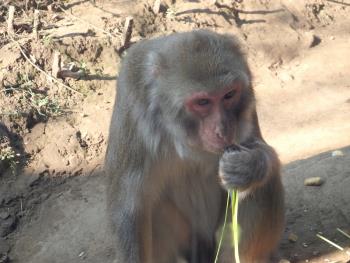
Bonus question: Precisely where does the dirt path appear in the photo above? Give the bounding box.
[0,0,349,262]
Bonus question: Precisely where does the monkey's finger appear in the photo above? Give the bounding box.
[224,144,242,152]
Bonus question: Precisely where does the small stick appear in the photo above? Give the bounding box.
[337,228,350,240]
[7,5,15,35]
[25,0,34,11]
[52,51,61,78]
[9,36,82,95]
[316,233,344,251]
[58,69,85,79]
[153,0,161,14]
[122,16,134,48]
[33,9,40,40]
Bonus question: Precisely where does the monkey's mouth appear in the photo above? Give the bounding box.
[204,138,231,154]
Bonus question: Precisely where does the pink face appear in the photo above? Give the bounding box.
[185,83,242,153]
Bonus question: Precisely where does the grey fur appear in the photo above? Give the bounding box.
[105,30,284,263]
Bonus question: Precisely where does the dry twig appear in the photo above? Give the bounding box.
[52,51,61,78]
[25,0,33,11]
[120,16,133,51]
[33,9,40,40]
[59,69,86,79]
[153,0,162,14]
[7,6,15,35]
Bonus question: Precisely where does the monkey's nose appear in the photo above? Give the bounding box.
[216,132,223,140]
[215,129,226,143]
[215,125,225,139]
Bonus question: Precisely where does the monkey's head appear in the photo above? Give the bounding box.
[142,30,255,156]
[183,82,248,154]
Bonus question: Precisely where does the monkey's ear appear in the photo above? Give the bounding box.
[237,71,250,87]
[144,51,167,81]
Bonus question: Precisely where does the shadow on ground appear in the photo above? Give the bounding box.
[3,146,350,263]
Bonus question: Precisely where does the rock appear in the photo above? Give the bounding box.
[309,35,321,48]
[304,177,324,186]
[303,32,321,48]
[332,150,344,157]
[288,232,298,242]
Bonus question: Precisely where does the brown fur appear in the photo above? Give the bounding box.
[105,30,284,263]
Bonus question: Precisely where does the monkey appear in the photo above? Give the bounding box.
[105,29,284,263]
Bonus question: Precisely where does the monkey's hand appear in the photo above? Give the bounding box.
[219,142,273,191]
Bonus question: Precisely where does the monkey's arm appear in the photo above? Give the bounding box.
[107,166,145,263]
[106,108,148,263]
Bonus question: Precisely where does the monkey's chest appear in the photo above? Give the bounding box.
[164,169,224,238]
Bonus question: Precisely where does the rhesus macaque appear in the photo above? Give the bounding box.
[105,30,284,263]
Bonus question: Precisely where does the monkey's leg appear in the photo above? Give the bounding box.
[184,236,216,263]
[237,175,284,263]
[152,198,192,263]
[141,205,153,263]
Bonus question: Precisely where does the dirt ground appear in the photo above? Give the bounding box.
[0,0,349,262]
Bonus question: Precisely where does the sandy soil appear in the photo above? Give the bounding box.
[0,0,349,262]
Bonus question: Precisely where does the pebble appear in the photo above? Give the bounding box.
[288,232,298,242]
[304,177,324,186]
[332,150,344,157]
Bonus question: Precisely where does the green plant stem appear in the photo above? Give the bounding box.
[214,190,241,263]
[231,190,240,263]
[214,192,230,263]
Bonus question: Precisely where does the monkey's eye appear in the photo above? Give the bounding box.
[223,90,235,100]
[196,99,211,106]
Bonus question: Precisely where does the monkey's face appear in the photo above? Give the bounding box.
[184,82,242,154]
